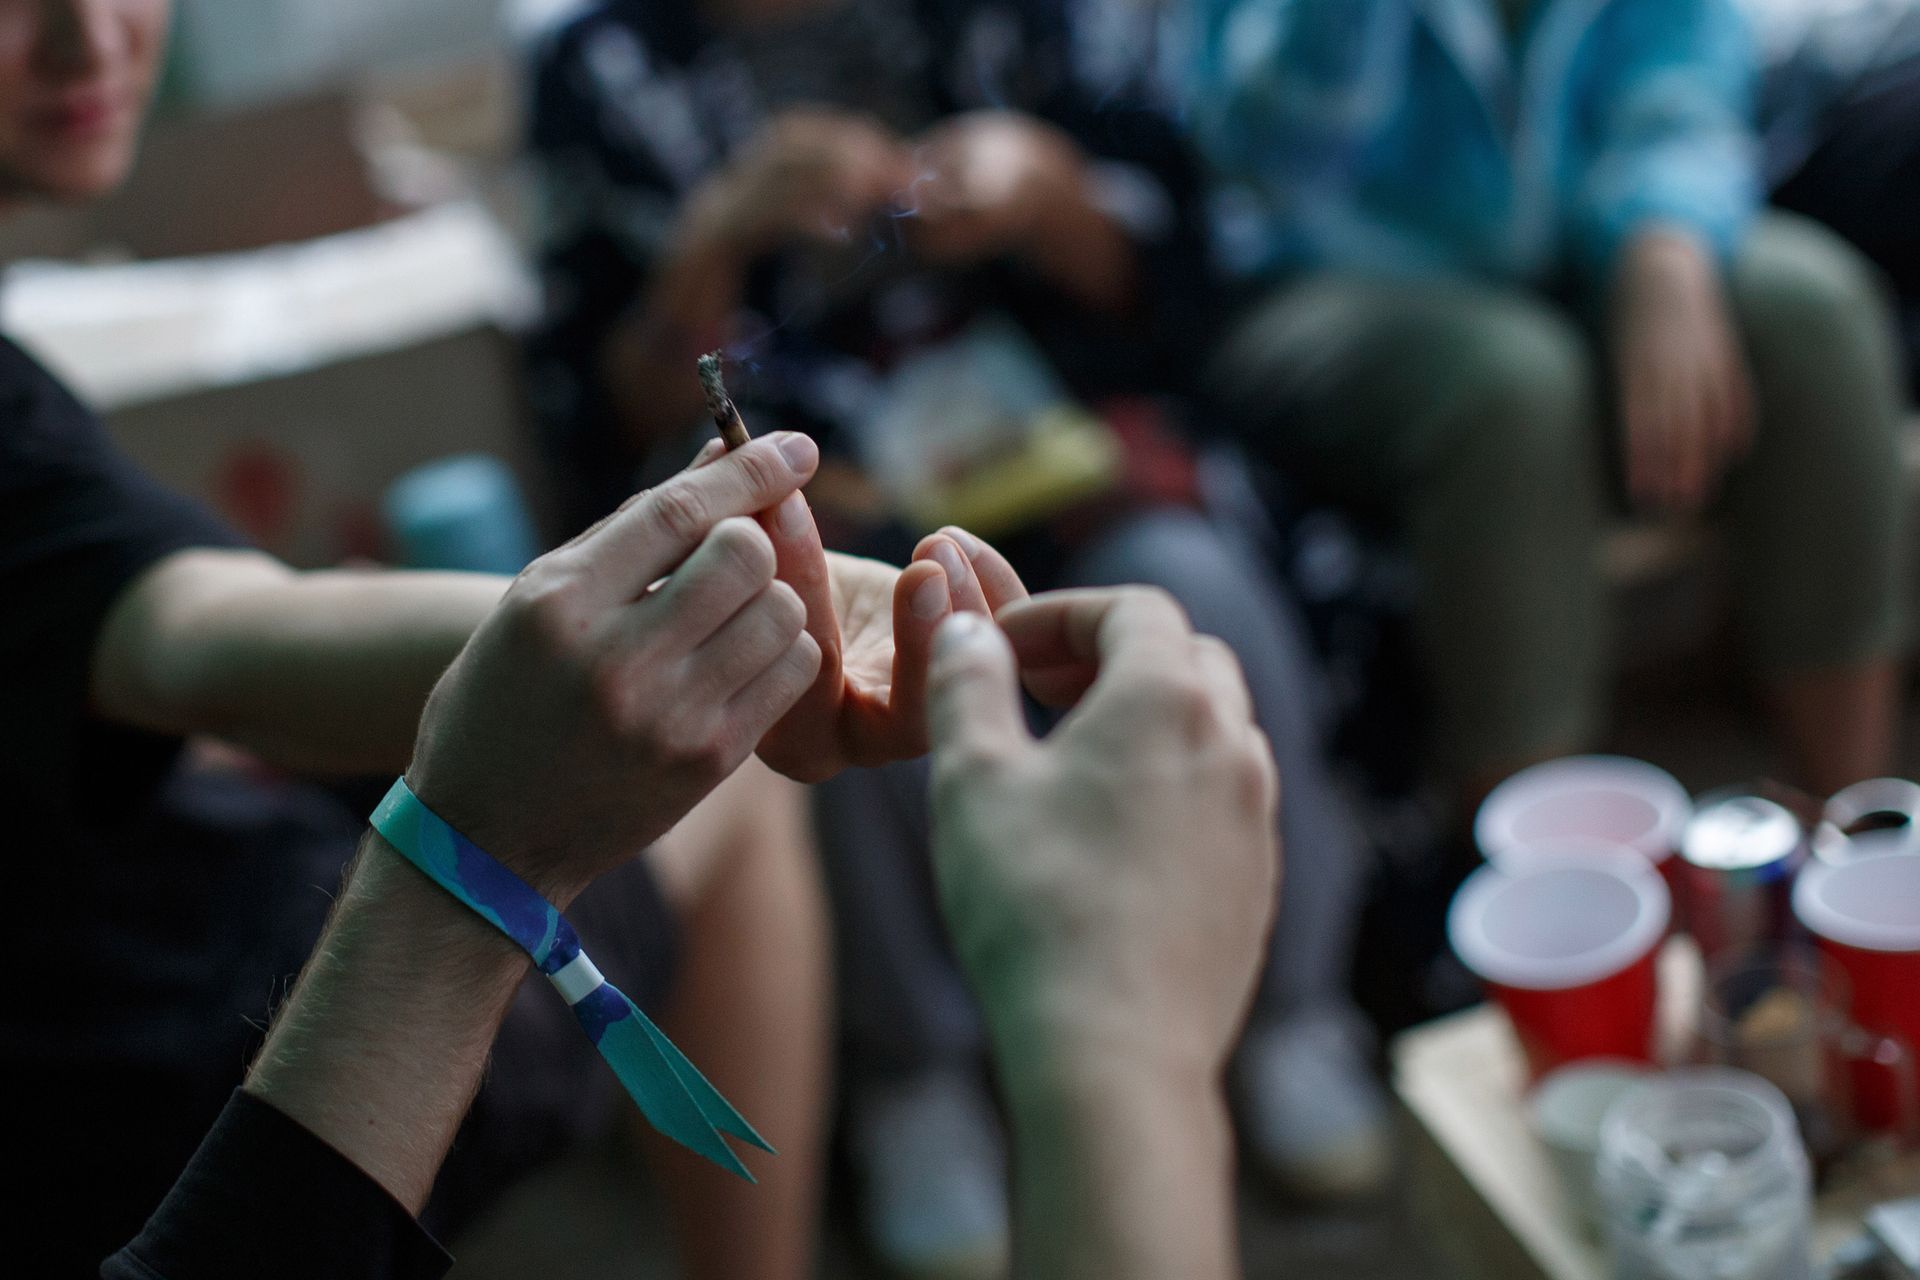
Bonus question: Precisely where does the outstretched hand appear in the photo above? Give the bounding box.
[683,440,1029,780]
[1613,226,1754,512]
[925,588,1281,1067]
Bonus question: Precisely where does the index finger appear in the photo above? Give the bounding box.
[996,586,1193,696]
[936,526,1028,613]
[574,433,820,601]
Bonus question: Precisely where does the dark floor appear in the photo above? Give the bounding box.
[446,640,1918,1280]
[446,1122,1444,1280]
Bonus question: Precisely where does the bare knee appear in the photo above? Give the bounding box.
[649,756,813,910]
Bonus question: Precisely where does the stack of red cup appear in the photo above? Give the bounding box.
[1792,853,1920,1135]
[1448,847,1672,1082]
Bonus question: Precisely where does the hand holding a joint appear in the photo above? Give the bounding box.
[405,432,827,900]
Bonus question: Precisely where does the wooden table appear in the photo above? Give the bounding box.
[1392,941,1920,1279]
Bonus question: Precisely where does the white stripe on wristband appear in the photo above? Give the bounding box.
[547,952,606,1005]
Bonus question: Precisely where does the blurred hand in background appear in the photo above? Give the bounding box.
[690,107,914,255]
[1613,225,1756,513]
[907,110,1084,264]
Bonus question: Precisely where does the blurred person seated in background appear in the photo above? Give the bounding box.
[1743,0,1920,393]
[1187,0,1910,810]
[100,444,1280,1279]
[0,2,1026,1274]
[522,0,1391,1256]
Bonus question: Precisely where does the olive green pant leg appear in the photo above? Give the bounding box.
[1211,276,1609,773]
[1724,213,1910,672]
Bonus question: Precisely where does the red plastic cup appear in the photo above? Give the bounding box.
[1793,853,1920,1133]
[1475,756,1691,888]
[1449,848,1672,1082]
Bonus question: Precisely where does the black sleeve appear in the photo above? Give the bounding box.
[102,1090,452,1280]
[0,336,246,811]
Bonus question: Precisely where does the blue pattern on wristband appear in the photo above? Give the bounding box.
[371,777,773,1179]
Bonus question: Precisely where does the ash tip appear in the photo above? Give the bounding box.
[697,351,729,415]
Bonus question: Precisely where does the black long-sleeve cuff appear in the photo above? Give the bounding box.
[102,1089,452,1280]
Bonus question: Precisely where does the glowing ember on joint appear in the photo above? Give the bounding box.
[697,351,751,451]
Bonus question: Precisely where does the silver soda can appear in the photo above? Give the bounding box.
[1679,794,1807,963]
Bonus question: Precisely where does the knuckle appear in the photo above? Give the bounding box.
[659,707,733,776]
[780,629,823,688]
[647,482,713,546]
[731,442,790,497]
[1232,748,1271,814]
[1137,669,1216,730]
[503,564,586,650]
[765,580,809,640]
[932,745,1004,799]
[932,640,1009,690]
[1195,634,1238,672]
[1178,687,1223,738]
[589,653,638,725]
[798,626,823,664]
[1197,637,1253,708]
[708,516,777,585]
[1128,584,1189,628]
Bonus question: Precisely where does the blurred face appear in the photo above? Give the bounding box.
[0,0,169,204]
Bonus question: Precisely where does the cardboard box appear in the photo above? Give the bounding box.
[104,326,547,567]
[5,202,549,568]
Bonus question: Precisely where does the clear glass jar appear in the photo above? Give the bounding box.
[1596,1068,1813,1280]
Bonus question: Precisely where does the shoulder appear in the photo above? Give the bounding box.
[0,332,110,466]
[0,332,73,401]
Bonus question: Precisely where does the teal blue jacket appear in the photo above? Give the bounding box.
[1186,0,1761,284]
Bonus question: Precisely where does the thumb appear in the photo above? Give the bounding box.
[928,613,1032,769]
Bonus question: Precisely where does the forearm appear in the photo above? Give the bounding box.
[244,830,534,1212]
[1000,1044,1238,1280]
[93,550,505,774]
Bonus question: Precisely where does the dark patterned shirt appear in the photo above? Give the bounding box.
[524,0,1212,526]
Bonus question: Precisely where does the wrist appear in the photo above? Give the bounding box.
[985,987,1225,1111]
[244,831,531,1209]
[343,832,534,970]
[998,1031,1237,1279]
[400,763,593,909]
[999,1033,1222,1120]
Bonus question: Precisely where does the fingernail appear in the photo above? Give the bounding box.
[775,491,810,537]
[934,611,988,656]
[944,527,984,557]
[911,572,948,620]
[931,539,968,589]
[777,432,818,472]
